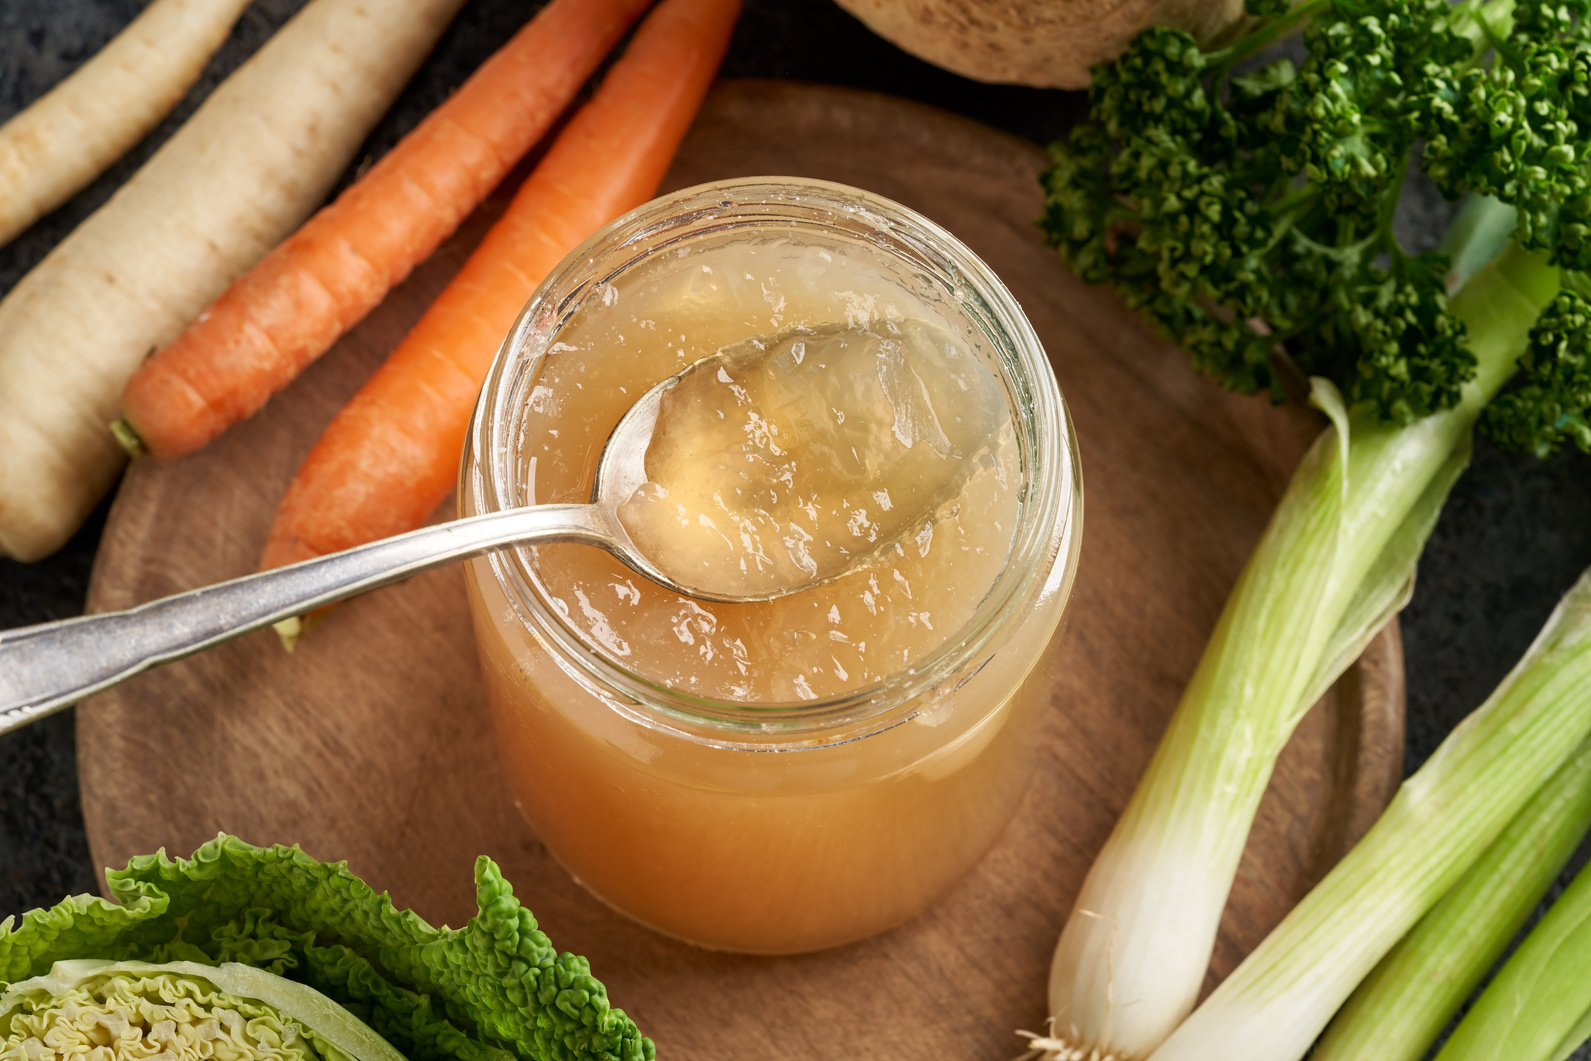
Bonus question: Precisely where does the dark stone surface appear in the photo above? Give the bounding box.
[2,1,1590,1053]
[1402,439,1591,774]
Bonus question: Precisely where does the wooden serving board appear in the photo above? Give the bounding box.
[79,81,1404,1059]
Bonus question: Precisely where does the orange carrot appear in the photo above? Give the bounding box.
[116,0,655,461]
[259,0,740,574]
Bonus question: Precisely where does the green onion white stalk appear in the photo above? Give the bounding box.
[1313,736,1591,1061]
[1436,835,1591,1061]
[1144,564,1591,1061]
[1038,244,1559,1061]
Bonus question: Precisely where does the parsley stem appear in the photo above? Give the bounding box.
[1209,0,1330,76]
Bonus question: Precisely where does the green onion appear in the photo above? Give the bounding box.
[1435,842,1591,1061]
[1313,738,1591,1061]
[1144,565,1591,1061]
[1038,243,1559,1061]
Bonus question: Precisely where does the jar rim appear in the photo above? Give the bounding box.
[462,176,1082,746]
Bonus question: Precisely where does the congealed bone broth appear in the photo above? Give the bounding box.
[462,181,1079,954]
[621,316,1011,601]
[541,243,1023,694]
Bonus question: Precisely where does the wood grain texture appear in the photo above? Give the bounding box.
[79,81,1405,1060]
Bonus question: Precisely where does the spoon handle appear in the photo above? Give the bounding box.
[0,504,609,735]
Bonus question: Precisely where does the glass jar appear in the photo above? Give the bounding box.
[460,178,1082,954]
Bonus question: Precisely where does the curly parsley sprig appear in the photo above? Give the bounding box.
[1040,0,1591,444]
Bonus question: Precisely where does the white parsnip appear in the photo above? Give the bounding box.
[0,0,253,249]
[0,0,467,561]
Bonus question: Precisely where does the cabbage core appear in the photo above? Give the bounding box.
[1,962,402,1061]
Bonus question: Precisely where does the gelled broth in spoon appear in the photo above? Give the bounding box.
[620,317,1010,600]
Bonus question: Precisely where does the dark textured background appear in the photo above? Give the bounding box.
[3,0,1590,1052]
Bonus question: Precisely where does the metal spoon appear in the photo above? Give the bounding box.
[0,353,778,737]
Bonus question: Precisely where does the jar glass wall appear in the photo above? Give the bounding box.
[460,178,1082,954]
